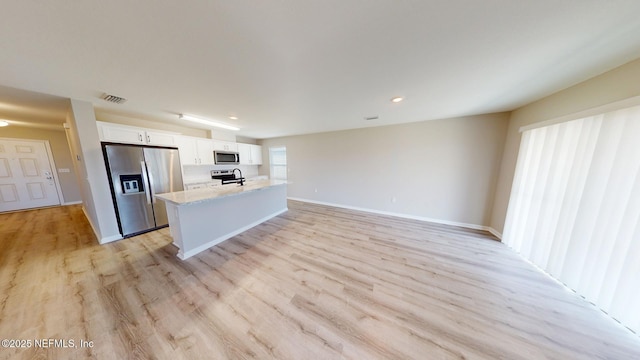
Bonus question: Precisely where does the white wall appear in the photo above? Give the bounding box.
[66,99,121,243]
[490,58,640,235]
[260,113,509,228]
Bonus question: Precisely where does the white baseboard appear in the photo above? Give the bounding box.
[178,207,288,260]
[288,197,499,238]
[62,201,83,206]
[81,206,123,244]
[487,227,503,240]
[99,234,123,244]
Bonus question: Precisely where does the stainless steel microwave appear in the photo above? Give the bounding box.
[213,150,240,165]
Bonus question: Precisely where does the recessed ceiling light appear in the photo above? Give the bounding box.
[179,114,240,131]
[229,116,238,120]
[391,97,403,103]
[0,120,9,127]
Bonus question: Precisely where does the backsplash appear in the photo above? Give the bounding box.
[182,165,259,184]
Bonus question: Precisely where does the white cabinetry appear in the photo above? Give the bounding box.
[196,139,215,164]
[250,145,263,165]
[145,131,176,146]
[238,143,262,165]
[213,141,238,152]
[97,121,176,146]
[175,136,215,165]
[175,136,198,165]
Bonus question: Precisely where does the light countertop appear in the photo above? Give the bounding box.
[156,179,287,205]
[184,179,223,186]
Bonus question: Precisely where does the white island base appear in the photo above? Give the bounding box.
[156,180,287,260]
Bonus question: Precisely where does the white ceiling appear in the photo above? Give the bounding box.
[2,1,640,139]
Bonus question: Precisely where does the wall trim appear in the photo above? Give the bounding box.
[519,94,640,133]
[81,206,122,244]
[289,197,499,238]
[100,234,123,244]
[63,201,83,206]
[487,227,503,240]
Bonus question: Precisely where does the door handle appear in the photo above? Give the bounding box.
[140,161,152,204]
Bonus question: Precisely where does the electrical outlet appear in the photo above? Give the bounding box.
[392,196,397,203]
[314,188,318,193]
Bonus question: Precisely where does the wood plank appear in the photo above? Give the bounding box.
[0,201,639,359]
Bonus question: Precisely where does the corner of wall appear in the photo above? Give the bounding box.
[488,57,640,235]
[67,99,121,242]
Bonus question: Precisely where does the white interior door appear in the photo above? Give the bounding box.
[0,139,61,212]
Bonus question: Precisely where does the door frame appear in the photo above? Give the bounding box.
[0,137,66,206]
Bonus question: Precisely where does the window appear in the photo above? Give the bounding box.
[503,104,640,334]
[269,146,287,180]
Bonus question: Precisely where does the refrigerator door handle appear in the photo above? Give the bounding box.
[140,161,152,204]
[146,161,158,204]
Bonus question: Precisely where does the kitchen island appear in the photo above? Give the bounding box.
[155,180,287,260]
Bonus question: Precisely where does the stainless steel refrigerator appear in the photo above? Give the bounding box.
[102,143,184,237]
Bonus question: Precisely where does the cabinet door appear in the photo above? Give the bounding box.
[99,123,145,144]
[175,136,199,165]
[237,143,252,165]
[213,141,238,152]
[145,131,175,146]
[197,139,215,165]
[250,145,263,165]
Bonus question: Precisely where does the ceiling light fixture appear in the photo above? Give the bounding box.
[0,120,9,127]
[391,96,404,103]
[179,114,240,131]
[229,116,238,120]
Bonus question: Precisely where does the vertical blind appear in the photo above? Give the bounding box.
[503,104,640,334]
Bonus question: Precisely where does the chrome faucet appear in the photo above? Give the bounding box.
[232,168,244,186]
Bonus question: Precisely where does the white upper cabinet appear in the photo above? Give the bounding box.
[174,136,198,165]
[237,143,251,165]
[212,140,238,152]
[145,130,176,146]
[250,145,263,165]
[175,136,215,165]
[98,122,145,144]
[196,139,215,165]
[238,143,262,165]
[97,122,176,146]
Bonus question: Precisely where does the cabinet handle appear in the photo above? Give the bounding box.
[147,135,151,143]
[195,158,198,164]
[138,134,143,142]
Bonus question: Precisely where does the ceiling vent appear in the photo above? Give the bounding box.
[101,93,127,104]
[364,115,379,121]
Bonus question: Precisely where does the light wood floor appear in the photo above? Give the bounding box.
[1,201,639,359]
